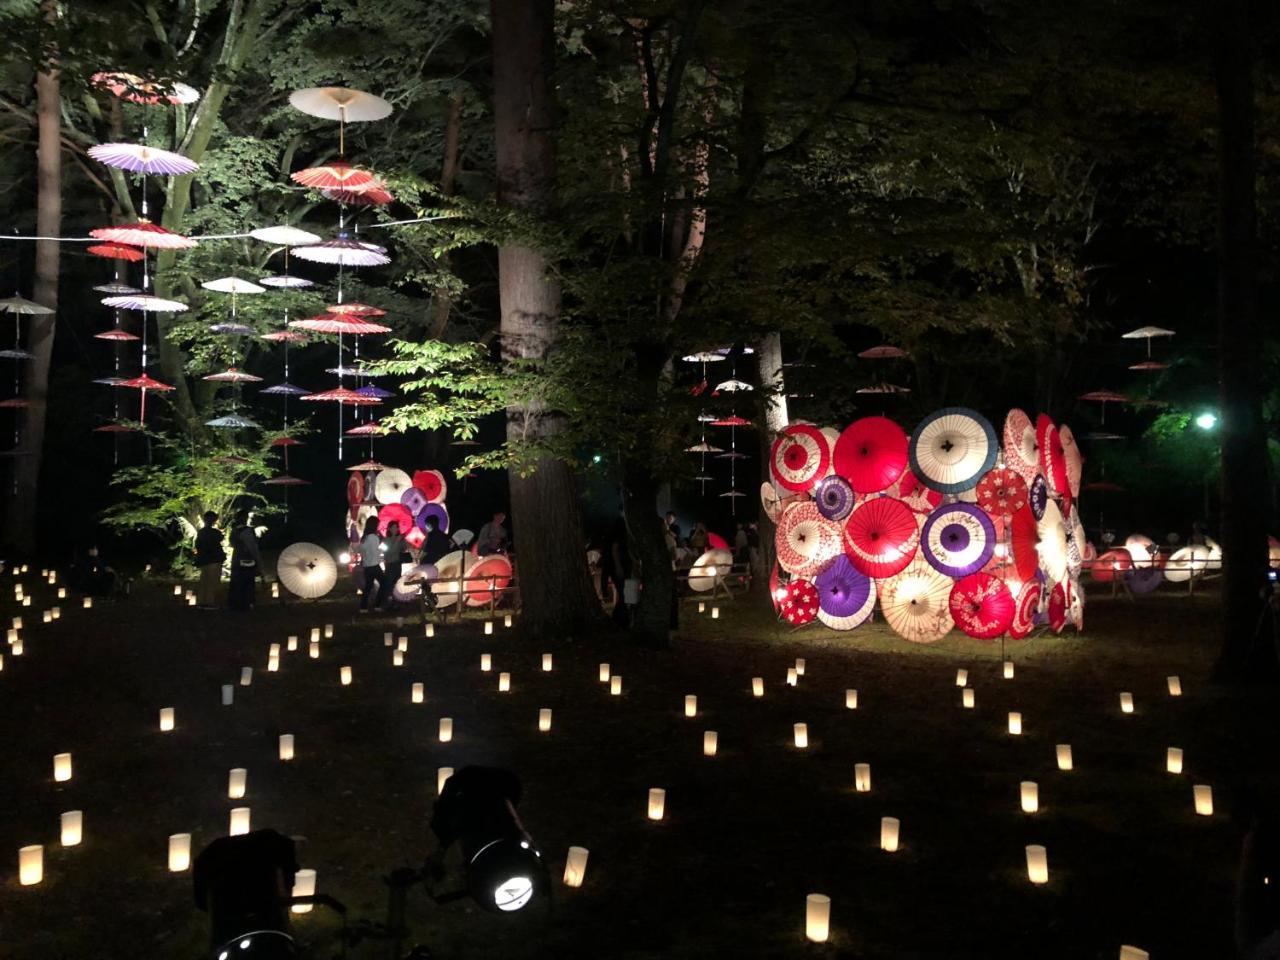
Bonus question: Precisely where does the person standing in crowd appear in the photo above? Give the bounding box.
[476,511,509,555]
[665,511,681,547]
[194,511,225,609]
[227,516,261,612]
[422,515,453,565]
[357,516,384,613]
[378,520,406,608]
[734,522,749,565]
[601,512,630,626]
[688,521,709,554]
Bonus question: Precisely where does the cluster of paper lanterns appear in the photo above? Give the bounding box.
[765,407,1087,641]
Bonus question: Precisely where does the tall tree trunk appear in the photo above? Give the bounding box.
[10,4,61,553]
[492,0,599,638]
[755,331,788,576]
[1213,0,1274,679]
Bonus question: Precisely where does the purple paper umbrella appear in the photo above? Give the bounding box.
[814,555,875,630]
[356,384,395,399]
[815,475,856,522]
[1125,567,1164,595]
[88,143,200,175]
[921,503,995,578]
[210,322,255,335]
[416,502,450,534]
[401,485,428,516]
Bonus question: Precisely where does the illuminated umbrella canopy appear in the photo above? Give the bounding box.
[769,423,830,493]
[1003,409,1039,486]
[856,382,910,395]
[1036,415,1070,500]
[290,159,379,190]
[417,502,450,534]
[975,468,1028,521]
[842,496,920,579]
[203,368,262,383]
[710,414,753,428]
[1008,581,1040,639]
[374,467,413,505]
[909,407,998,494]
[291,234,390,267]
[290,313,392,335]
[201,277,265,295]
[346,421,394,436]
[1047,583,1069,634]
[949,573,1015,639]
[1010,506,1040,583]
[780,578,820,626]
[289,86,393,122]
[891,468,943,514]
[93,282,140,294]
[0,346,37,356]
[0,295,53,314]
[833,416,908,494]
[714,378,752,392]
[759,481,795,524]
[118,373,174,391]
[95,327,140,341]
[1090,548,1133,582]
[413,469,447,503]
[300,387,381,405]
[102,293,188,312]
[264,475,309,486]
[686,441,724,454]
[259,275,314,289]
[91,71,199,104]
[1164,545,1211,583]
[401,486,428,516]
[206,414,261,428]
[260,330,309,343]
[775,501,842,578]
[688,549,733,592]
[1059,425,1083,499]
[857,344,909,359]
[378,502,413,537]
[87,242,145,261]
[1124,534,1156,566]
[326,302,387,317]
[814,555,876,630]
[921,503,995,578]
[250,225,323,246]
[260,382,309,396]
[814,475,856,522]
[88,143,199,175]
[90,220,196,249]
[464,554,514,607]
[878,557,955,644]
[276,542,338,599]
[322,181,394,206]
[1036,500,1071,584]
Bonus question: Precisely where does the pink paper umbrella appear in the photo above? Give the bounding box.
[118,373,175,426]
[291,234,390,267]
[289,313,391,335]
[949,573,1015,640]
[88,143,199,175]
[90,220,197,249]
[87,242,145,262]
[300,386,382,405]
[290,160,378,190]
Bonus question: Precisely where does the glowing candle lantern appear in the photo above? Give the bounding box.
[271,582,280,599]
[439,718,453,742]
[598,663,611,682]
[794,723,809,748]
[563,846,589,887]
[805,893,831,942]
[173,584,182,597]
[279,735,294,761]
[962,689,975,709]
[481,654,492,672]
[1167,747,1183,774]
[845,689,858,709]
[1008,712,1022,735]
[11,616,21,629]
[698,601,706,614]
[498,672,511,692]
[53,752,72,782]
[855,763,871,792]
[290,869,316,914]
[309,641,319,659]
[229,807,251,836]
[168,833,191,872]
[647,787,666,820]
[1020,781,1039,813]
[22,596,30,607]
[956,668,968,687]
[880,816,900,852]
[539,708,552,732]
[795,658,806,676]
[425,623,435,638]
[42,610,51,623]
[287,635,298,652]
[484,621,494,636]
[504,614,513,628]
[10,638,20,655]
[269,643,281,658]
[384,632,393,646]
[186,595,196,607]
[412,683,425,704]
[703,731,718,756]
[0,654,4,671]
[1003,661,1015,679]
[268,656,279,673]
[1193,784,1213,816]
[221,685,234,706]
[392,650,404,667]
[685,695,698,718]
[310,627,320,643]
[159,708,175,732]
[340,665,352,685]
[753,677,765,697]
[228,768,247,799]
[786,668,797,686]
[1056,744,1073,770]
[397,636,408,652]
[1119,947,1150,960]
[610,675,623,695]
[711,606,720,619]
[542,654,553,672]
[438,766,454,795]
[240,667,252,686]
[324,623,334,639]
[1167,676,1182,697]
[83,597,92,609]
[1025,844,1049,884]
[19,845,43,885]
[6,628,15,644]
[1119,692,1134,714]
[57,587,65,599]
[60,810,83,847]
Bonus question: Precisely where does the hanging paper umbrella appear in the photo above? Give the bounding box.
[326,302,388,317]
[975,468,1028,521]
[833,416,908,493]
[289,86,393,121]
[93,376,127,386]
[88,143,199,175]
[1008,581,1040,639]
[300,386,381,405]
[322,182,394,206]
[769,424,829,493]
[1129,360,1168,372]
[1002,409,1038,485]
[91,72,199,105]
[260,382,309,396]
[206,415,261,428]
[87,242,145,262]
[775,501,842,578]
[1059,425,1083,499]
[465,554,514,607]
[0,295,53,314]
[949,573,1015,639]
[290,313,392,334]
[681,351,726,363]
[290,159,379,191]
[93,329,139,342]
[377,502,414,537]
[0,347,36,357]
[842,496,920,579]
[261,330,309,343]
[814,475,856,522]
[714,378,752,392]
[1047,583,1068,633]
[856,382,910,394]
[1090,548,1133,582]
[686,441,724,454]
[780,578,820,626]
[210,322,255,335]
[878,557,955,644]
[1121,325,1176,358]
[201,277,265,295]
[374,467,413,505]
[118,373,174,391]
[909,407,998,494]
[688,549,734,592]
[921,503,995,578]
[275,542,338,599]
[264,475,309,486]
[251,225,323,246]
[413,469,447,503]
[857,344,909,359]
[814,555,876,630]
[101,293,188,312]
[716,451,748,461]
[346,421,393,436]
[710,415,753,428]
[890,469,943,514]
[259,275,314,289]
[94,422,139,433]
[0,398,29,408]
[1036,500,1070,583]
[203,367,262,383]
[90,220,196,249]
[92,282,140,294]
[271,437,303,448]
[1028,475,1048,520]
[290,233,390,267]
[355,384,394,399]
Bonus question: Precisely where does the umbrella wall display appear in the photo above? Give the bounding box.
[832,416,908,494]
[1036,500,1070,584]
[909,407,998,494]
[780,579,820,626]
[949,573,1015,639]
[276,543,339,599]
[842,496,919,579]
[814,555,876,630]
[770,424,830,493]
[878,557,955,644]
[921,503,996,578]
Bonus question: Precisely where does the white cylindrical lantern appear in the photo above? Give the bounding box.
[598,663,610,682]
[539,708,552,732]
[384,631,393,646]
[323,623,334,639]
[786,668,797,686]
[42,609,51,623]
[397,636,408,652]
[51,606,60,619]
[711,606,720,619]
[1008,712,1022,735]
[83,597,92,610]
[309,641,319,659]
[228,768,247,799]
[1020,781,1039,813]
[1194,784,1213,816]
[168,833,191,872]
[880,816,900,852]
[229,807,251,836]
[173,584,182,597]
[439,718,453,742]
[1167,676,1182,697]
[10,638,20,655]
[159,707,175,732]
[795,658,806,676]
[498,672,511,693]
[855,763,871,792]
[481,653,492,672]
[412,683,425,704]
[484,620,494,635]
[269,643,281,658]
[279,734,295,761]
[1003,661,1015,679]
[962,688,975,709]
[392,650,404,667]
[805,893,831,943]
[647,787,666,820]
[11,616,20,630]
[437,766,454,795]
[504,614,513,628]
[1025,844,1049,884]
[542,653,553,672]
[57,587,66,599]
[698,601,706,614]
[310,627,320,643]
[267,656,279,673]
[240,667,252,686]
[19,845,43,885]
[271,582,280,599]
[1167,747,1183,774]
[22,596,30,607]
[845,689,858,709]
[703,730,718,757]
[425,623,435,638]
[753,677,765,697]
[1119,692,1134,714]
[563,846,589,888]
[340,665,352,685]
[60,810,83,847]
[290,868,316,914]
[7,627,17,643]
[1056,744,1073,770]
[53,752,72,782]
[684,695,698,718]
[221,684,234,706]
[610,675,623,695]
[287,635,298,652]
[793,723,809,749]
[186,595,195,607]
[1119,947,1150,960]
[956,668,968,687]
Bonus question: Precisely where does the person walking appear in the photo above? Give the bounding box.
[227,516,261,612]
[476,511,509,556]
[378,520,407,609]
[422,515,453,565]
[357,516,384,613]
[194,511,224,609]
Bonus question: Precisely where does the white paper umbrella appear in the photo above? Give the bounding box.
[1036,500,1070,584]
[102,294,188,312]
[909,407,998,494]
[201,277,266,295]
[432,550,478,608]
[250,225,323,246]
[373,467,413,505]
[688,549,734,592]
[1164,545,1210,583]
[1124,534,1156,566]
[276,542,338,599]
[451,528,474,547]
[291,234,391,267]
[0,295,53,314]
[878,557,955,644]
[288,87,393,122]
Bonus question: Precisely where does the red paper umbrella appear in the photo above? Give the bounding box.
[780,578,820,625]
[378,502,413,537]
[87,242,145,261]
[301,386,381,405]
[322,183,394,206]
[1009,506,1039,582]
[710,415,753,428]
[1078,389,1128,403]
[1009,581,1040,639]
[770,424,830,492]
[346,472,365,506]
[1090,548,1133,583]
[842,496,920,578]
[118,373,174,391]
[949,573,1015,639]
[270,437,303,447]
[94,422,140,433]
[1048,582,1068,633]
[413,469,447,503]
[1036,415,1070,500]
[833,416,908,494]
[326,302,387,316]
[90,220,196,249]
[891,468,943,514]
[465,555,514,607]
[1003,408,1039,486]
[346,422,392,436]
[857,344,909,359]
[775,501,842,578]
[94,329,139,341]
[975,468,1028,520]
[261,330,309,343]
[290,160,378,190]
[289,313,392,335]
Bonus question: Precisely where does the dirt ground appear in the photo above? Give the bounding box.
[1,573,1276,959]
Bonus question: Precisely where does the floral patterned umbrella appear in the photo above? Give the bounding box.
[949,572,1015,639]
[769,423,830,493]
[842,495,919,579]
[878,557,955,644]
[780,578,820,626]
[775,501,842,578]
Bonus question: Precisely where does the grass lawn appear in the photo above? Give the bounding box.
[1,576,1276,959]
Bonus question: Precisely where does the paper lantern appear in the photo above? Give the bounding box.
[795,658,806,676]
[340,665,352,685]
[1008,712,1022,735]
[1194,784,1213,816]
[438,766,454,795]
[397,636,408,652]
[9,638,19,655]
[221,685,234,706]
[269,643,281,658]
[159,708,175,731]
[794,723,809,748]
[1119,692,1134,714]
[956,669,968,687]
[310,627,320,643]
[753,677,765,697]
[229,807,251,835]
[279,734,295,761]
[268,656,279,673]
[57,587,65,599]
[384,632,393,646]
[563,846,589,887]
[324,623,334,638]
[83,597,92,609]
[1119,947,1150,960]
[61,810,83,846]
[610,675,623,695]
[698,601,706,614]
[711,606,720,619]
[186,595,195,607]
[499,672,511,692]
[412,683,425,703]
[287,635,298,651]
[542,654,553,672]
[309,641,319,659]
[7,627,17,642]
[1020,781,1039,813]
[786,668,797,686]
[392,650,404,667]
[485,621,494,635]
[1003,661,1015,679]
[1025,844,1048,884]
[168,833,191,871]
[228,768,247,799]
[173,584,182,597]
[481,654,492,672]
[439,718,453,742]
[1057,744,1073,770]
[1167,747,1183,774]
[504,614,513,628]
[962,688,975,709]
[425,623,435,638]
[290,869,316,914]
[855,763,871,792]
[42,610,51,623]
[51,606,60,619]
[598,663,611,682]
[805,893,831,943]
[240,667,253,686]
[703,730,718,756]
[881,816,900,852]
[22,596,30,607]
[845,689,858,709]
[1167,676,1182,697]
[685,695,698,718]
[647,787,666,820]
[19,845,43,885]
[539,708,552,732]
[0,654,4,671]
[53,753,72,782]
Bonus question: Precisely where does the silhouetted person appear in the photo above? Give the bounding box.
[227,517,260,612]
[379,520,406,608]
[194,511,224,609]
[422,515,453,565]
[476,511,509,556]
[357,515,384,613]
